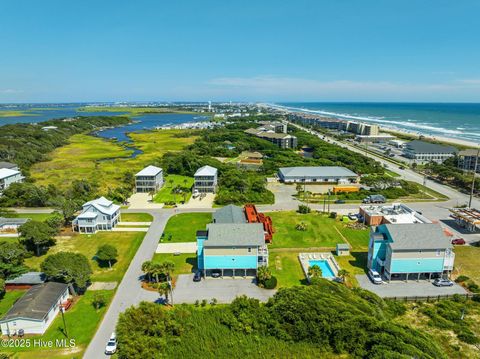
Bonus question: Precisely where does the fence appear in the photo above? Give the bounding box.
[385,293,478,302]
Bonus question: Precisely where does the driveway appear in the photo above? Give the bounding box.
[356,275,467,298]
[156,242,197,253]
[179,193,215,209]
[173,274,276,304]
[127,193,164,209]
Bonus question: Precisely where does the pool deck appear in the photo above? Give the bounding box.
[298,252,341,282]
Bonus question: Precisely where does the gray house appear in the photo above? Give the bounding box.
[72,196,121,233]
[194,165,218,193]
[135,165,164,193]
[403,140,456,164]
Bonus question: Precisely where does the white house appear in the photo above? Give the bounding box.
[0,168,24,194]
[194,165,218,193]
[72,196,121,233]
[278,166,359,183]
[0,282,69,335]
[135,165,164,193]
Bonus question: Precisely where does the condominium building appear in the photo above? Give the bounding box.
[194,165,218,193]
[458,149,480,173]
[403,140,457,163]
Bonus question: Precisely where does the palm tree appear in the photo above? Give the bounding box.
[308,264,322,279]
[148,190,155,202]
[337,269,350,283]
[151,263,164,283]
[158,282,170,304]
[141,260,153,282]
[257,266,272,285]
[161,261,175,282]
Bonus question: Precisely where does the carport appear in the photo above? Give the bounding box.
[205,268,257,278]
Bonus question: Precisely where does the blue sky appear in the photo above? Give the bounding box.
[1,0,480,102]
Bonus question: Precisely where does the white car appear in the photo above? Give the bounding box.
[105,332,117,355]
[368,269,383,284]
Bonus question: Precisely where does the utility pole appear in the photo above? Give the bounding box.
[468,147,480,208]
[61,307,68,338]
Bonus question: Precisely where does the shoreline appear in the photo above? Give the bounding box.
[266,103,479,149]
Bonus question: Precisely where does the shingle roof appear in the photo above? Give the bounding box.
[194,165,217,177]
[5,272,46,285]
[0,282,68,322]
[406,140,457,154]
[279,166,358,178]
[135,165,162,177]
[213,205,246,224]
[0,161,17,170]
[384,223,452,250]
[205,223,264,247]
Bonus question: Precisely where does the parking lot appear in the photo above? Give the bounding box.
[356,274,467,298]
[172,274,276,304]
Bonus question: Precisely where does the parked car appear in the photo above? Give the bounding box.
[193,271,202,282]
[105,332,117,355]
[348,213,358,220]
[433,278,454,287]
[211,270,222,278]
[451,238,466,245]
[334,199,346,204]
[368,269,383,284]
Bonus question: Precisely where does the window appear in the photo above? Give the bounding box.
[247,247,252,253]
[436,249,441,256]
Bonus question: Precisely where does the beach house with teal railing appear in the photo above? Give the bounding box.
[196,222,268,278]
[367,223,454,281]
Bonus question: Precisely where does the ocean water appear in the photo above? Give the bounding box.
[277,102,480,143]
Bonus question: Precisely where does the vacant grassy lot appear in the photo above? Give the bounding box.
[152,253,197,280]
[24,232,145,282]
[269,251,306,287]
[161,212,212,243]
[154,174,194,204]
[30,130,197,193]
[121,212,153,222]
[453,245,480,283]
[11,290,114,359]
[5,212,58,222]
[268,211,345,249]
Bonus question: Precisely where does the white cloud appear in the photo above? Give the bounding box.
[0,89,23,94]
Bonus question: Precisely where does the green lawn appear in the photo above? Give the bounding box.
[152,253,197,280]
[452,245,480,283]
[268,211,345,249]
[269,251,306,287]
[0,290,26,317]
[121,212,153,222]
[334,223,369,250]
[161,212,212,243]
[6,213,57,222]
[24,232,145,282]
[10,290,114,359]
[154,175,194,204]
[334,252,369,287]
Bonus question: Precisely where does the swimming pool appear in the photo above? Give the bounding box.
[308,260,335,278]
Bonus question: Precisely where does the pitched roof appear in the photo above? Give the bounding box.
[0,217,29,227]
[205,223,265,247]
[383,223,452,250]
[5,272,46,285]
[82,197,120,216]
[0,168,21,180]
[0,161,17,170]
[279,166,358,178]
[194,165,217,177]
[406,140,457,154]
[135,165,162,177]
[213,205,246,224]
[0,282,68,322]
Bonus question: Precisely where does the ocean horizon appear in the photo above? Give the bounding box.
[276,102,480,144]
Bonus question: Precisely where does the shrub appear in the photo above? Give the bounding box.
[194,299,200,307]
[329,212,337,219]
[295,222,307,231]
[467,281,480,293]
[264,276,277,289]
[210,298,218,306]
[457,329,479,344]
[297,204,311,214]
[454,275,469,283]
[201,299,207,307]
[472,294,480,303]
[92,292,107,310]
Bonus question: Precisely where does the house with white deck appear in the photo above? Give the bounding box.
[72,197,121,233]
[135,165,164,193]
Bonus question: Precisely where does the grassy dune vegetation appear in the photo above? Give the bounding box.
[24,232,145,282]
[30,130,197,193]
[0,110,38,117]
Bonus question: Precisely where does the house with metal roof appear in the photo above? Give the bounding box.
[72,196,121,233]
[0,162,19,171]
[194,165,218,193]
[196,223,268,278]
[0,282,69,335]
[278,166,359,184]
[367,223,455,281]
[135,165,164,193]
[5,272,46,290]
[0,217,29,232]
[403,140,457,164]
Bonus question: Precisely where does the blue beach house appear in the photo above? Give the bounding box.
[197,223,268,278]
[367,223,454,281]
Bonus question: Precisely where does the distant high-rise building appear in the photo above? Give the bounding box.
[208,101,212,111]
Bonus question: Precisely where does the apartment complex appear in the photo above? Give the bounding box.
[458,149,480,173]
[367,223,455,281]
[194,165,218,193]
[244,121,297,149]
[403,140,457,163]
[135,165,164,193]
